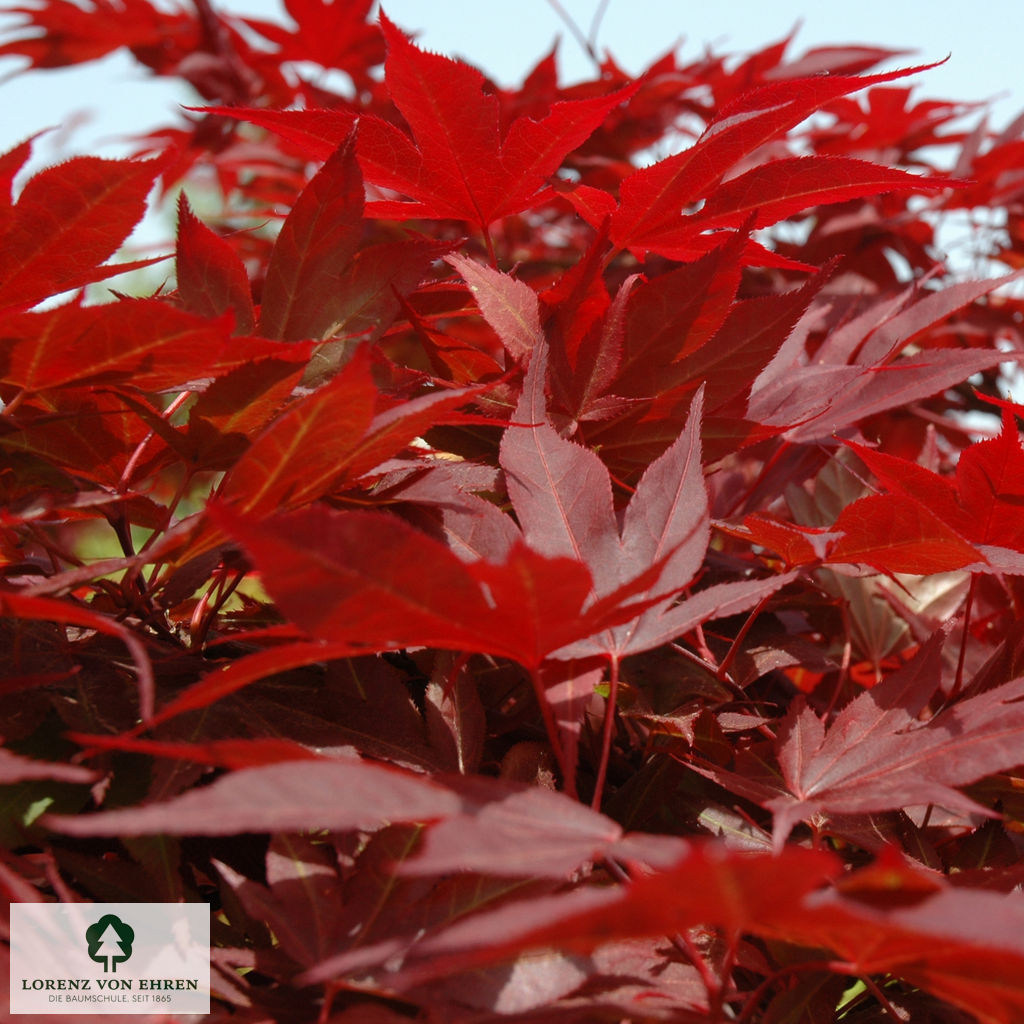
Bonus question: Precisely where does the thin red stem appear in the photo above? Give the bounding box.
[481,223,499,268]
[951,571,977,701]
[119,389,193,492]
[1,388,27,418]
[735,960,856,1024]
[716,591,774,683]
[529,666,576,799]
[692,621,718,667]
[671,930,722,1011]
[860,975,908,1023]
[591,654,619,810]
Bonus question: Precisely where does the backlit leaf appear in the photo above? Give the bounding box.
[356,13,635,227]
[0,154,164,310]
[258,129,364,341]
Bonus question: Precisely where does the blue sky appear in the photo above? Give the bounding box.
[0,1,1019,180]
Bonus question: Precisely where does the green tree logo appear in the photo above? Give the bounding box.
[85,914,135,973]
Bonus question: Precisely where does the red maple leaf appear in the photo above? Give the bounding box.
[355,13,637,231]
[844,403,1024,560]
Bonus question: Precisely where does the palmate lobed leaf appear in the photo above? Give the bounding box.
[356,13,637,228]
[571,264,829,470]
[801,404,1024,576]
[209,500,671,672]
[740,400,1024,578]
[246,0,383,79]
[621,156,957,264]
[501,330,790,661]
[362,831,1024,1024]
[608,60,949,257]
[776,883,1024,1024]
[363,841,841,987]
[0,0,197,69]
[44,745,1024,1024]
[501,333,710,606]
[291,823,556,993]
[10,3,1024,1021]
[46,754,635,881]
[749,271,1023,446]
[766,660,1024,848]
[748,342,1010,445]
[847,404,1024,553]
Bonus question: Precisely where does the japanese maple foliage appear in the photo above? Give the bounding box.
[6,2,1024,1023]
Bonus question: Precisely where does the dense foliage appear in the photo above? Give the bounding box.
[4,1,1024,1021]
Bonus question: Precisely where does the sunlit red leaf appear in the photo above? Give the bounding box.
[0,154,165,310]
[356,13,636,228]
[0,0,197,69]
[175,193,255,334]
[734,513,834,568]
[0,299,261,395]
[210,501,666,672]
[258,129,364,341]
[693,155,953,232]
[828,493,984,574]
[218,346,480,515]
[848,406,1024,555]
[196,105,357,161]
[244,0,383,83]
[610,61,947,256]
